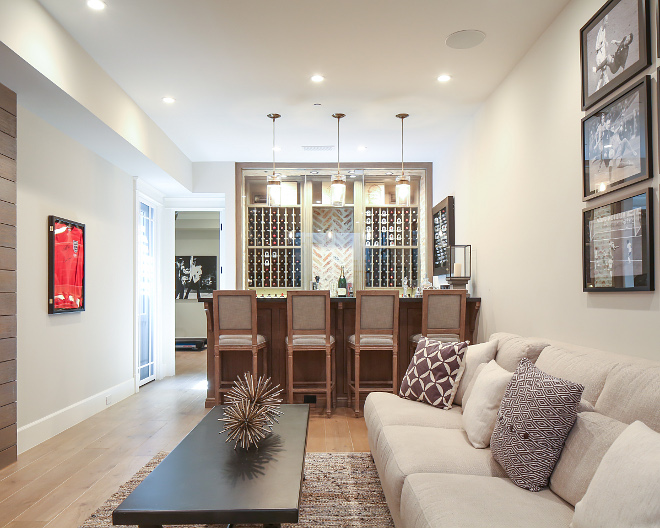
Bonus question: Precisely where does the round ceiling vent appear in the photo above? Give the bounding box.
[445,30,486,49]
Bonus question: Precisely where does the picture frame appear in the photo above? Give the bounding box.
[175,255,217,300]
[48,215,85,313]
[432,196,455,276]
[582,187,654,291]
[582,76,652,200]
[580,0,650,110]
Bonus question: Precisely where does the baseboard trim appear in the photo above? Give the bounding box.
[17,378,135,454]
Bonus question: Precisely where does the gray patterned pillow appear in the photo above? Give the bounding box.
[399,338,468,409]
[490,358,584,492]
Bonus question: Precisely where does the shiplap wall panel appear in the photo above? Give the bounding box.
[0,82,16,469]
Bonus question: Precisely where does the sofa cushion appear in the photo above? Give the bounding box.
[400,473,574,528]
[572,421,660,528]
[490,332,548,372]
[399,338,468,409]
[549,412,627,506]
[535,345,615,405]
[376,425,506,521]
[364,392,463,453]
[490,359,584,492]
[595,363,660,432]
[461,362,486,409]
[454,340,498,406]
[462,360,513,448]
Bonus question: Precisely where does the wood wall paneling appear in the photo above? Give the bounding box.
[0,423,16,451]
[0,381,16,407]
[0,155,16,182]
[0,83,16,469]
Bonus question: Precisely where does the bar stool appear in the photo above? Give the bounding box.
[212,290,268,406]
[347,290,399,417]
[286,291,336,417]
[409,289,467,356]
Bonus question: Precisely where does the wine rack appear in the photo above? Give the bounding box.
[247,207,302,288]
[364,206,419,288]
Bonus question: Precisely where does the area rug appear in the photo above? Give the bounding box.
[80,451,394,527]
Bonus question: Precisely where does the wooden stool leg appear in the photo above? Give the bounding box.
[325,346,332,417]
[354,347,361,418]
[262,345,268,377]
[392,345,399,395]
[332,347,337,408]
[346,345,352,407]
[214,345,221,406]
[252,346,259,380]
[287,347,294,404]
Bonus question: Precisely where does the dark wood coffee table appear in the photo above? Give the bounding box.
[112,404,309,528]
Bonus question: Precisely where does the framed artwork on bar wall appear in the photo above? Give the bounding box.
[48,216,85,313]
[582,188,654,292]
[581,76,652,200]
[580,0,650,110]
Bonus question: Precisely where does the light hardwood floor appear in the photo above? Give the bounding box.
[0,350,369,528]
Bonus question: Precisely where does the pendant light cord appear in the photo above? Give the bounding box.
[401,117,404,177]
[272,116,276,177]
[337,116,340,175]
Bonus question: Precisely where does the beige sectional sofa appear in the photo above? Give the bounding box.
[365,332,660,528]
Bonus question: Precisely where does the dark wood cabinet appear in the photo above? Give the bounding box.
[201,296,480,409]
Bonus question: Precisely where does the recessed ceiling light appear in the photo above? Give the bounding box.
[313,103,322,106]
[87,0,106,10]
[358,145,367,151]
[162,96,176,104]
[446,30,486,49]
[348,170,355,174]
[310,171,319,174]
[386,172,394,175]
[311,75,324,83]
[437,75,452,83]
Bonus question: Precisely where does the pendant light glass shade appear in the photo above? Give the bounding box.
[332,113,346,207]
[396,113,411,206]
[267,113,281,207]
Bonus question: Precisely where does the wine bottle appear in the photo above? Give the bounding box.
[337,266,347,297]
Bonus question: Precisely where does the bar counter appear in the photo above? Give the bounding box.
[200,295,481,408]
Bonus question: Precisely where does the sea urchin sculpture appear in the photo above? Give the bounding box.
[219,372,283,450]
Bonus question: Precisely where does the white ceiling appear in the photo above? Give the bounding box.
[37,0,570,164]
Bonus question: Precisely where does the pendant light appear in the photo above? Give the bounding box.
[331,113,346,207]
[395,113,411,206]
[267,113,281,207]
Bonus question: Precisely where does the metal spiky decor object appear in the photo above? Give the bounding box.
[219,372,283,450]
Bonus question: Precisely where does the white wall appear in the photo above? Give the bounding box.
[441,0,660,359]
[16,106,135,452]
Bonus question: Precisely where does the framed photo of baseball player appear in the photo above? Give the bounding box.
[581,76,652,200]
[48,216,85,314]
[582,188,654,292]
[580,0,650,110]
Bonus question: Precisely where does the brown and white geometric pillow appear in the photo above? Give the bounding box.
[399,338,468,409]
[490,358,584,492]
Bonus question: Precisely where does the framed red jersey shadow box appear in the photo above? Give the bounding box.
[48,216,85,314]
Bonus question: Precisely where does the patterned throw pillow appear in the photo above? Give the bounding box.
[399,338,468,409]
[490,358,584,492]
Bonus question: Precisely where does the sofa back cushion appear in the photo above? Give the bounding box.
[489,332,548,372]
[549,412,627,506]
[535,345,615,405]
[595,364,660,432]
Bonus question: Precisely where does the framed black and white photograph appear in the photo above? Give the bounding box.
[583,188,654,291]
[582,76,651,200]
[580,0,650,110]
[175,255,217,299]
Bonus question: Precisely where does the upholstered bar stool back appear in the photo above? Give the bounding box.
[286,291,336,417]
[347,290,399,417]
[212,290,268,405]
[409,289,467,355]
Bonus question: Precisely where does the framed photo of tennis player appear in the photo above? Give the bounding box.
[580,0,650,110]
[48,216,85,314]
[583,188,654,292]
[582,76,651,200]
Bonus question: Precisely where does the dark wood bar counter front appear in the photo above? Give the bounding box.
[200,296,481,409]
